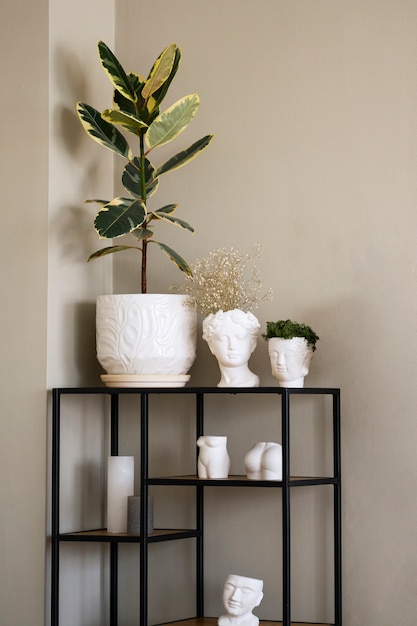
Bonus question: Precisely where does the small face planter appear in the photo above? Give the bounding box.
[96,294,197,387]
[263,320,319,388]
[202,309,260,388]
[267,337,313,388]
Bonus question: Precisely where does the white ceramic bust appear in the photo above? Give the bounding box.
[197,435,230,479]
[202,309,260,388]
[218,574,264,626]
[244,442,282,480]
[267,337,313,388]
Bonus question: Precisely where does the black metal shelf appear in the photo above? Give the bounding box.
[51,386,342,626]
[159,617,332,626]
[51,385,340,396]
[147,475,338,487]
[58,528,200,543]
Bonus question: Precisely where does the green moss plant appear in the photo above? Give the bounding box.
[262,319,319,351]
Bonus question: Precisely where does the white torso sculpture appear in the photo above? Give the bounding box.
[267,337,313,388]
[218,574,264,626]
[203,310,260,388]
[197,436,230,479]
[244,442,282,481]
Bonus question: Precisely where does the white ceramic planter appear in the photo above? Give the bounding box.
[202,309,260,387]
[267,337,313,388]
[218,574,264,626]
[96,294,197,387]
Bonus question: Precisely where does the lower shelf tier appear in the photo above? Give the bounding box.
[159,617,334,626]
[58,528,198,543]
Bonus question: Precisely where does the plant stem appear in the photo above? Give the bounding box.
[141,239,147,293]
[140,132,147,293]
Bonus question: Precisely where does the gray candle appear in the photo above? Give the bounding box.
[127,495,154,534]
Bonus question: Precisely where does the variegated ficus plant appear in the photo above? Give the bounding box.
[77,41,213,293]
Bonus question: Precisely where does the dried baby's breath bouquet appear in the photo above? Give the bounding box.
[173,245,273,316]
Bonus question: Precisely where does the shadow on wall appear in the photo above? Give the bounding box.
[74,301,103,386]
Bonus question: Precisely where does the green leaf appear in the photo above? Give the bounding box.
[142,43,177,102]
[94,198,146,239]
[88,245,141,261]
[132,227,153,241]
[152,241,192,276]
[101,109,148,134]
[122,157,159,199]
[77,102,132,159]
[154,204,177,215]
[151,47,181,110]
[156,134,214,176]
[98,40,137,103]
[146,94,200,151]
[85,198,108,205]
[113,83,139,117]
[114,73,160,125]
[153,205,194,232]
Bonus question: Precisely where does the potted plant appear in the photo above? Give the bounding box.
[262,319,319,387]
[174,246,272,387]
[77,41,213,386]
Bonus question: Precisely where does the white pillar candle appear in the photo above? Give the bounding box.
[107,456,134,533]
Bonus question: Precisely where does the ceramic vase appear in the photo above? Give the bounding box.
[218,574,264,626]
[267,337,313,388]
[202,309,260,387]
[97,294,197,387]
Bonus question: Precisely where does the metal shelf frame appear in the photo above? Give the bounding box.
[51,386,341,626]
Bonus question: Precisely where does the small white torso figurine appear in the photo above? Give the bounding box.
[202,310,260,388]
[218,574,264,626]
[197,436,231,479]
[267,337,313,388]
[244,442,282,481]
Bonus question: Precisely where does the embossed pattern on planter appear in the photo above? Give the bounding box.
[96,294,197,375]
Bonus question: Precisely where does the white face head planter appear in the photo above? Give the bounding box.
[218,574,264,626]
[267,337,313,388]
[203,309,260,388]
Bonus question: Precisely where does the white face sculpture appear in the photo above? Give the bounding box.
[203,310,259,370]
[209,319,254,368]
[268,338,313,385]
[222,574,264,618]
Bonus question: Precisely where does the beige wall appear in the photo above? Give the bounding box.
[116,1,417,624]
[2,1,417,624]
[0,1,49,624]
[1,0,114,624]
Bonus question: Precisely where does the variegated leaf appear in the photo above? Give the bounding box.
[94,198,146,239]
[146,94,200,151]
[77,102,132,159]
[122,157,159,199]
[142,43,177,102]
[156,134,214,176]
[153,206,194,232]
[154,204,177,215]
[151,47,181,110]
[88,245,141,261]
[153,241,192,276]
[132,227,153,241]
[98,41,137,103]
[85,199,109,206]
[101,109,148,134]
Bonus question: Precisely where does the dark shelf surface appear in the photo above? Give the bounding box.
[53,386,340,395]
[59,528,199,543]
[148,474,338,487]
[155,618,335,626]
